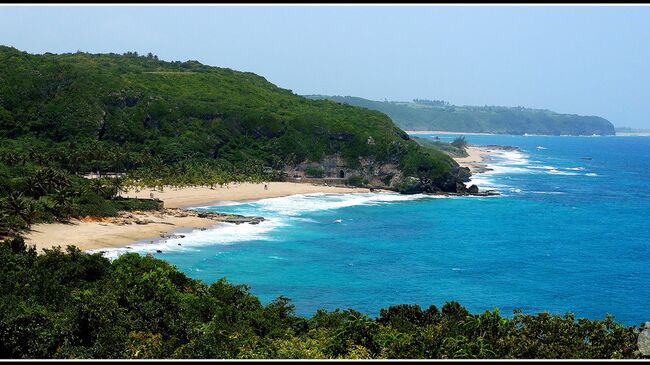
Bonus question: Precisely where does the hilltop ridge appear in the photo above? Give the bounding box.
[0,46,471,235]
[306,95,615,136]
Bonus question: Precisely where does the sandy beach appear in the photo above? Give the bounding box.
[25,210,219,253]
[454,145,492,173]
[120,182,371,209]
[24,182,372,253]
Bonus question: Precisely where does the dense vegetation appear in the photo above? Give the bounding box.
[306,95,616,136]
[0,163,161,237]
[0,237,644,359]
[0,46,458,235]
[412,136,468,158]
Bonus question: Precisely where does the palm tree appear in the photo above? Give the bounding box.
[5,192,30,220]
[52,188,75,221]
[20,199,41,227]
[89,178,108,198]
[109,176,125,199]
[1,192,43,231]
[451,136,468,149]
[0,212,27,236]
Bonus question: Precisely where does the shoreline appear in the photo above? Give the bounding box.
[24,150,502,255]
[408,130,625,137]
[120,181,373,209]
[615,132,650,136]
[454,145,493,173]
[406,130,497,136]
[24,182,374,254]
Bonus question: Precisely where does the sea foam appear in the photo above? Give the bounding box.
[247,192,436,217]
[88,218,284,260]
[91,193,441,259]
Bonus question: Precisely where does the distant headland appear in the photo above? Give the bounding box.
[305,95,616,136]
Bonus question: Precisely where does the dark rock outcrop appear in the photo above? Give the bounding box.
[285,151,473,196]
[396,168,470,195]
[328,132,354,141]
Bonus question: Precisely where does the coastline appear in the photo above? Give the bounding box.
[25,210,222,253]
[24,182,373,253]
[615,132,650,136]
[406,130,497,136]
[454,145,493,173]
[119,181,373,209]
[24,154,499,255]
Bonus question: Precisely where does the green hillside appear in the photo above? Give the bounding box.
[306,96,615,136]
[0,46,467,236]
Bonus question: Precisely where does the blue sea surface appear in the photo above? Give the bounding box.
[102,135,650,325]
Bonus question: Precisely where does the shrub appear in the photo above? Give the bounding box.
[346,176,366,187]
[304,167,325,178]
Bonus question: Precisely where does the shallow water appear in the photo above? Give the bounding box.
[99,134,650,325]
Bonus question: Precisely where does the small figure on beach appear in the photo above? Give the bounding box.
[150,192,154,199]
[264,183,268,190]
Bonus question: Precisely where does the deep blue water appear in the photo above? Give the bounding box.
[100,135,650,325]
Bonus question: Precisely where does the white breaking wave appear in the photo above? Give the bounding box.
[528,165,557,170]
[88,219,284,260]
[545,169,579,176]
[491,149,530,166]
[468,149,533,191]
[565,167,585,171]
[88,193,443,259]
[248,192,438,217]
[585,173,599,176]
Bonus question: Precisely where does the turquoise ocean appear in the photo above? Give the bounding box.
[96,134,650,325]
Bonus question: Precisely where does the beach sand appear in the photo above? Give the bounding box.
[25,211,219,253]
[454,145,491,173]
[24,182,372,253]
[120,182,371,209]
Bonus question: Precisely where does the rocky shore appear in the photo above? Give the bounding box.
[80,208,265,226]
[25,208,266,253]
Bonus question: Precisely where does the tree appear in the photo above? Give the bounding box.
[451,136,468,149]
[52,188,75,220]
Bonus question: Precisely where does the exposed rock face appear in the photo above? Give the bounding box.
[467,184,479,194]
[457,166,472,182]
[285,153,402,189]
[328,132,354,141]
[285,152,473,195]
[403,169,469,195]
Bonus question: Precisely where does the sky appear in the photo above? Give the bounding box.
[1,5,649,128]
